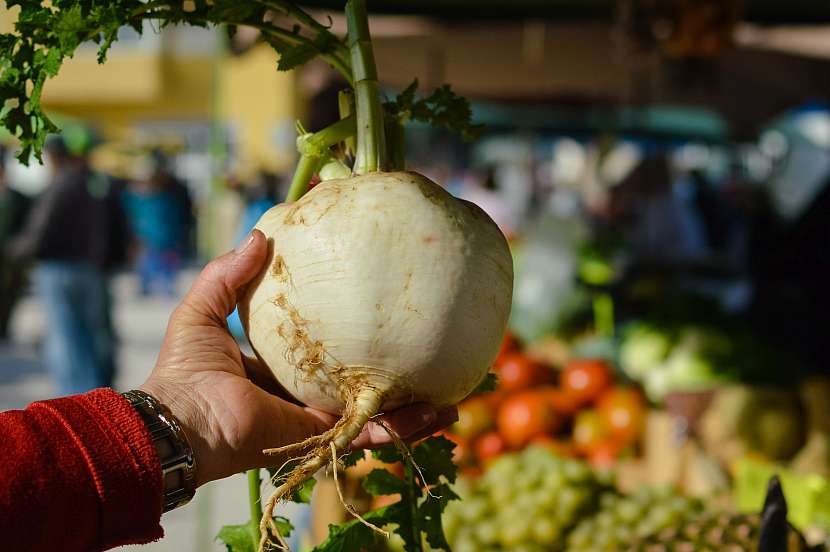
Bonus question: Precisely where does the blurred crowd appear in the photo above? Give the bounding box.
[0,137,197,396]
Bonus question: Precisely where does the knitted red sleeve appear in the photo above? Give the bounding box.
[0,388,164,551]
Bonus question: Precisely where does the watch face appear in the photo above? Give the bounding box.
[124,390,196,512]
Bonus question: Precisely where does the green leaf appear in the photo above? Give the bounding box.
[340,449,364,468]
[291,476,316,504]
[216,523,255,552]
[412,435,458,485]
[372,444,402,464]
[266,463,316,503]
[312,507,391,552]
[417,487,454,550]
[471,372,498,395]
[216,517,293,552]
[385,81,485,142]
[362,468,406,497]
[277,42,319,72]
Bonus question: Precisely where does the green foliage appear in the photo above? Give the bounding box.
[267,463,318,503]
[471,372,498,395]
[216,517,292,552]
[0,3,483,162]
[386,79,485,142]
[314,436,460,552]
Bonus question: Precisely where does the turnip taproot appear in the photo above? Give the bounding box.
[240,1,513,549]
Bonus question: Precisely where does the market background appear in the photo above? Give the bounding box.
[1,1,829,551]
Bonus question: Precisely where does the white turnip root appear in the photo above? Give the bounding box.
[240,171,512,543]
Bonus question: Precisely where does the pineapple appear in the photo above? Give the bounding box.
[625,511,812,551]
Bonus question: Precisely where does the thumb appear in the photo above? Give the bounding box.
[180,230,268,323]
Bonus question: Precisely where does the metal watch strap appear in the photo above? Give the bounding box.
[123,389,196,513]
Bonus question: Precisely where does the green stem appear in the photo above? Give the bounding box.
[286,114,357,201]
[345,0,387,174]
[256,24,353,84]
[247,469,263,544]
[286,154,323,202]
[254,0,346,46]
[338,89,356,158]
[139,13,353,84]
[404,460,423,552]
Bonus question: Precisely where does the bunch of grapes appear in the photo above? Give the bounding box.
[566,485,703,551]
[443,446,610,552]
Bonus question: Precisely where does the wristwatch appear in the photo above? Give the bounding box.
[123,389,197,512]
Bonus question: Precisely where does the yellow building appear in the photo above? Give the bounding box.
[39,23,299,175]
[0,11,302,254]
[0,7,299,175]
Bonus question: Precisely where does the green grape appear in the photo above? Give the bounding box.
[474,519,499,546]
[531,517,559,545]
[599,493,617,510]
[461,497,488,521]
[615,499,641,523]
[487,482,514,504]
[543,470,564,491]
[498,517,532,548]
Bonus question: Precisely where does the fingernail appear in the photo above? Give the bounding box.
[234,231,255,254]
[420,410,437,426]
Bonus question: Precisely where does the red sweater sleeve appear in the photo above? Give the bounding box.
[0,388,164,551]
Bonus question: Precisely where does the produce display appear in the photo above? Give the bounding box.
[443,446,820,552]
[443,446,611,552]
[566,486,704,551]
[620,322,733,402]
[450,332,646,471]
[628,511,802,552]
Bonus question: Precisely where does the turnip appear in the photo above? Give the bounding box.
[238,0,513,548]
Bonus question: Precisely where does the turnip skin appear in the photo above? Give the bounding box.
[241,171,513,415]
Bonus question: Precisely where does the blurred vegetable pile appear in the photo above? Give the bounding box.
[445,332,646,472]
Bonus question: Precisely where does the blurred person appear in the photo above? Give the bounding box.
[608,152,707,262]
[122,150,193,297]
[5,136,127,395]
[0,146,32,340]
[0,230,457,551]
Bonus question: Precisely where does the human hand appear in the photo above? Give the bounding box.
[140,230,457,487]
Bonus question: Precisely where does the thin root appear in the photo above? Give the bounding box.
[267,517,290,551]
[257,387,385,552]
[263,428,335,456]
[374,418,440,500]
[330,441,390,538]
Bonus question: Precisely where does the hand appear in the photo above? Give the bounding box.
[140,230,457,486]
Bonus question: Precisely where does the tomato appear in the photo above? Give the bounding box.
[495,353,553,392]
[586,439,623,469]
[530,434,578,458]
[453,397,495,440]
[560,358,613,406]
[496,391,562,448]
[475,431,507,463]
[597,387,645,446]
[461,465,483,479]
[538,386,582,417]
[572,409,610,455]
[482,388,508,409]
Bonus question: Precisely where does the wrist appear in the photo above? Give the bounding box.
[127,386,198,511]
